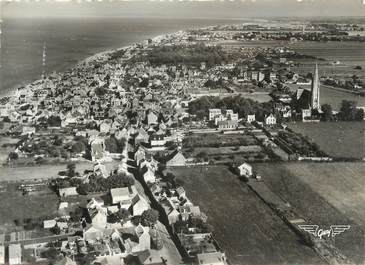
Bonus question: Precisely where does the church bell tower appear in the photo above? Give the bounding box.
[311,63,320,110]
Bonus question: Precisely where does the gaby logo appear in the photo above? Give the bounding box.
[298,225,351,240]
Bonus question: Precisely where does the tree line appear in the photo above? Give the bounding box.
[321,100,364,122]
[145,44,229,67]
[188,95,275,121]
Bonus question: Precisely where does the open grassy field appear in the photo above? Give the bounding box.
[0,162,92,182]
[183,133,258,148]
[170,166,324,265]
[0,161,120,182]
[290,41,365,76]
[183,132,269,163]
[192,145,262,156]
[254,162,365,264]
[0,136,18,164]
[0,183,59,230]
[288,122,365,159]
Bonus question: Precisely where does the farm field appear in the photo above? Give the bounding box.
[183,132,269,163]
[0,162,92,182]
[183,133,258,148]
[192,145,262,156]
[288,121,365,159]
[0,136,18,165]
[290,41,365,76]
[170,166,324,265]
[254,162,365,264]
[0,183,59,231]
[0,161,120,182]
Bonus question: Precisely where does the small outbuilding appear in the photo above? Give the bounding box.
[237,162,253,178]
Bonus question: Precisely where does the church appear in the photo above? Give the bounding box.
[293,64,322,122]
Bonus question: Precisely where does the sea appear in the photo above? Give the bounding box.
[0,17,364,108]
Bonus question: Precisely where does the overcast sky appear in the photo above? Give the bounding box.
[2,0,365,19]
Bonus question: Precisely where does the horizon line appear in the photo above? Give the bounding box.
[3,14,365,19]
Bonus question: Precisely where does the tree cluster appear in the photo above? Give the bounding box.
[50,168,135,195]
[146,44,228,67]
[17,134,89,160]
[105,136,126,154]
[339,100,364,121]
[107,208,130,223]
[278,131,326,157]
[77,172,135,194]
[131,209,159,227]
[204,78,224,88]
[321,104,333,121]
[47,115,62,127]
[188,95,275,121]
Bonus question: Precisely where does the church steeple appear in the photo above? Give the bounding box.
[311,63,320,110]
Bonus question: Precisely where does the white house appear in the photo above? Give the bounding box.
[147,111,158,125]
[110,186,138,208]
[132,224,151,252]
[150,134,166,147]
[0,105,10,118]
[59,187,78,197]
[226,109,238,121]
[302,109,312,122]
[283,109,292,118]
[99,120,112,133]
[56,222,68,231]
[247,114,256,123]
[58,202,69,210]
[21,126,36,136]
[265,114,277,125]
[143,168,156,184]
[43,219,57,229]
[134,147,146,166]
[237,162,253,178]
[83,225,103,243]
[168,208,180,225]
[133,196,150,216]
[209,109,222,121]
[135,129,149,145]
[140,158,158,172]
[90,208,107,230]
[9,244,22,265]
[212,109,239,126]
[90,137,106,161]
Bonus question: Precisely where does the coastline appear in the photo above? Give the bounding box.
[0,32,166,99]
[0,16,244,99]
[0,17,264,99]
[0,27,195,99]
